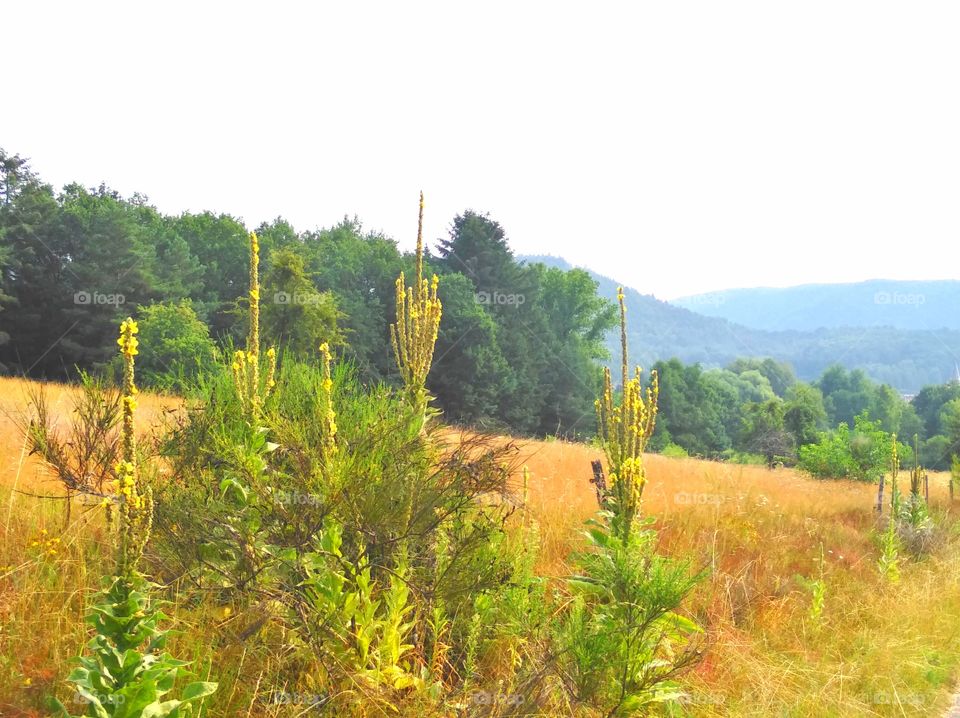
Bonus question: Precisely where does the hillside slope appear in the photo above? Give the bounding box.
[672,279,960,332]
[522,255,960,391]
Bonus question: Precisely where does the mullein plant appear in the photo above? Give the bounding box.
[557,289,701,716]
[595,287,658,541]
[389,193,442,538]
[318,340,338,465]
[878,437,901,584]
[797,542,827,625]
[54,319,217,717]
[390,192,442,422]
[232,231,277,421]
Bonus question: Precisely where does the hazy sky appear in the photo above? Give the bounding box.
[5,2,959,299]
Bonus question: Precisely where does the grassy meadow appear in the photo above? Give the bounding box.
[3,376,960,717]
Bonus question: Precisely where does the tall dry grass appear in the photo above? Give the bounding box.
[3,380,960,715]
[516,437,960,716]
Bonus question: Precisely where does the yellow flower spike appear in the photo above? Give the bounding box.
[318,341,337,458]
[114,316,153,574]
[390,194,442,421]
[596,288,658,541]
[231,232,277,419]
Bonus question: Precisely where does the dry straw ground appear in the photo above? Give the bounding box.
[3,376,960,716]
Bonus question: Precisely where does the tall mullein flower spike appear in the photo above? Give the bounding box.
[390,192,442,415]
[318,342,337,459]
[890,434,901,513]
[232,232,278,420]
[248,231,260,358]
[115,318,153,574]
[595,288,658,540]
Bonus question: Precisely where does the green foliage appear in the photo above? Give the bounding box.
[558,518,702,715]
[719,449,768,466]
[783,383,828,447]
[134,301,217,390]
[661,442,688,458]
[739,397,794,464]
[913,382,960,437]
[727,357,796,397]
[430,272,511,426]
[261,248,341,356]
[651,359,733,456]
[433,212,616,437]
[798,414,897,482]
[43,317,218,717]
[53,575,216,717]
[152,356,527,708]
[0,153,616,439]
[878,508,901,585]
[294,522,418,691]
[795,544,826,624]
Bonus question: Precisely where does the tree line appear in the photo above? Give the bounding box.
[652,358,960,472]
[3,147,960,470]
[0,149,613,437]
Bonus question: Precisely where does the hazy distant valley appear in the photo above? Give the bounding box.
[525,255,960,393]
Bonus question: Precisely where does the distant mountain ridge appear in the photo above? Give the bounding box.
[520,255,960,393]
[671,279,960,332]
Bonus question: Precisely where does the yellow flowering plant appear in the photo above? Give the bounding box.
[232,232,278,421]
[595,288,658,540]
[390,192,443,419]
[55,318,217,717]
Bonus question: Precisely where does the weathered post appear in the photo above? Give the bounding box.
[590,459,608,508]
[876,473,885,515]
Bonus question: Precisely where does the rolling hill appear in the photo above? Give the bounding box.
[671,279,960,332]
[522,255,960,392]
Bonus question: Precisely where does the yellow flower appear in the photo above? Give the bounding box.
[22,677,31,687]
[118,321,140,356]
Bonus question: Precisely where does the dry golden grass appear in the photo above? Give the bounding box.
[514,436,960,716]
[0,376,178,491]
[3,379,960,716]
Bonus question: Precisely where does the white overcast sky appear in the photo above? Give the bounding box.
[5,1,959,299]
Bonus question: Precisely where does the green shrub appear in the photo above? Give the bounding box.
[135,301,217,391]
[719,449,767,465]
[557,517,703,715]
[661,442,688,458]
[798,414,899,482]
